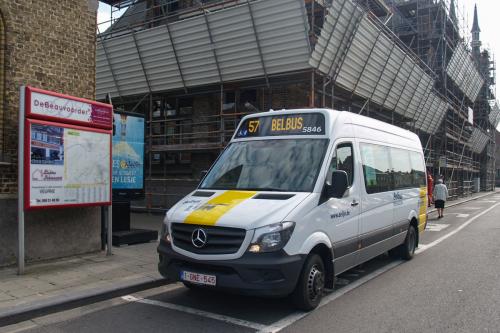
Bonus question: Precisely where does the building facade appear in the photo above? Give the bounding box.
[0,0,100,266]
[96,0,499,210]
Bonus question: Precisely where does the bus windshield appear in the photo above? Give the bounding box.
[199,139,329,192]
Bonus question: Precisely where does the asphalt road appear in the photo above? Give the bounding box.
[3,193,500,333]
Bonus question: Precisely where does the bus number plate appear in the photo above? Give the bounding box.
[181,271,216,286]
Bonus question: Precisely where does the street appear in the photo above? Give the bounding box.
[3,193,500,333]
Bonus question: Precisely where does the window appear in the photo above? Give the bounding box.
[361,143,426,193]
[178,97,193,115]
[200,139,329,192]
[239,89,258,113]
[360,143,393,194]
[409,151,426,187]
[329,143,354,186]
[390,148,413,189]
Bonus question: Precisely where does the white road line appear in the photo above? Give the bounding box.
[456,213,470,218]
[425,223,450,231]
[263,201,500,333]
[121,295,268,331]
[478,200,497,203]
[416,201,500,254]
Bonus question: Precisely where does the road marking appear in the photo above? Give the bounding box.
[460,207,481,210]
[260,261,403,333]
[456,213,470,218]
[425,223,450,231]
[121,295,268,331]
[478,200,497,203]
[416,202,500,254]
[262,201,500,333]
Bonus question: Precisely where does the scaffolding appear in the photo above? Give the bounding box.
[379,0,496,195]
[96,0,497,211]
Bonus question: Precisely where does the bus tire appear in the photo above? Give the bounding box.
[292,254,325,311]
[401,225,417,260]
[390,225,417,260]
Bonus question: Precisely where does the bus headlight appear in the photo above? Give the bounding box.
[248,222,295,253]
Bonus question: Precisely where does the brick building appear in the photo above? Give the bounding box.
[0,0,100,266]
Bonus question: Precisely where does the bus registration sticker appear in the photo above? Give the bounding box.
[181,271,216,286]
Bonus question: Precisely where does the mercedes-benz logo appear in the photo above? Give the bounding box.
[191,228,208,248]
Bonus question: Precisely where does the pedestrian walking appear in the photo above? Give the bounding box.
[427,172,434,207]
[434,179,448,218]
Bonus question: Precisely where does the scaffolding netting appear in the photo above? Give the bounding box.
[488,102,500,128]
[468,127,490,153]
[310,0,445,134]
[446,43,484,102]
[97,0,311,99]
[96,0,474,137]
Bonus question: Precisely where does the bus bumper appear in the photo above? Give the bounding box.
[157,240,305,297]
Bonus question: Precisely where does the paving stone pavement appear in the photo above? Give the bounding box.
[0,240,163,319]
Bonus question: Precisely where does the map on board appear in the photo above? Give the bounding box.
[29,122,111,208]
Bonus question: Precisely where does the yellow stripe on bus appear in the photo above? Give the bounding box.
[418,186,428,233]
[184,190,257,226]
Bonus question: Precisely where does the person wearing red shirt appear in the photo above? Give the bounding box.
[427,172,434,207]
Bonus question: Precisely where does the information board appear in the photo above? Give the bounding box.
[25,86,113,129]
[25,119,111,210]
[235,113,326,138]
[112,112,145,200]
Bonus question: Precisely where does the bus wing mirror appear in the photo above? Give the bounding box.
[328,170,349,198]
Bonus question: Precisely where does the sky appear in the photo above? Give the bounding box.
[97,2,126,33]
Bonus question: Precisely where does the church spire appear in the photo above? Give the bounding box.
[471,3,481,60]
[471,4,480,33]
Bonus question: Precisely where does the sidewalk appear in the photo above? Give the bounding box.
[0,190,498,326]
[0,241,165,326]
[426,189,498,215]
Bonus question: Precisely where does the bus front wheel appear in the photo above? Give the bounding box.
[292,254,325,311]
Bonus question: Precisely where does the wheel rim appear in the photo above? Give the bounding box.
[408,228,416,254]
[307,264,324,302]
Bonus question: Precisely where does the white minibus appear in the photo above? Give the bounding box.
[158,109,428,310]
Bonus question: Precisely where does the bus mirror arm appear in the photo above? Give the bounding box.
[326,170,349,199]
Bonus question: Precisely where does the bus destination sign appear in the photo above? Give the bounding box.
[235,113,325,138]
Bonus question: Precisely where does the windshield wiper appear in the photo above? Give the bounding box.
[239,187,285,192]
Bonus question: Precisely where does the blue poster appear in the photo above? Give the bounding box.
[112,113,144,190]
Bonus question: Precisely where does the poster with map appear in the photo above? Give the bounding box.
[26,120,111,209]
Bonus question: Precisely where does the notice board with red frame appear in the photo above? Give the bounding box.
[22,87,113,210]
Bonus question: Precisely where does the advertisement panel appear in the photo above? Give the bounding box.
[25,119,111,210]
[112,112,145,200]
[25,86,113,129]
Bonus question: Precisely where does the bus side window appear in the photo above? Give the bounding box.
[329,143,354,187]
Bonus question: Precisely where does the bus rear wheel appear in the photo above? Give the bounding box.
[389,224,417,260]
